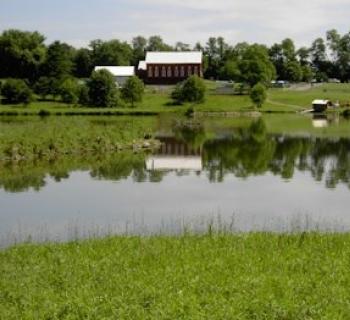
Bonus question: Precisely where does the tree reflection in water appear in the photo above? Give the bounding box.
[1,118,350,192]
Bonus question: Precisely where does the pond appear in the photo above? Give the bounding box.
[1,114,350,245]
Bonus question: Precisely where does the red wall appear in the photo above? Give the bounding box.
[142,63,203,84]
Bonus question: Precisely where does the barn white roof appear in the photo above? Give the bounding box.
[312,99,330,105]
[145,51,202,64]
[94,66,135,76]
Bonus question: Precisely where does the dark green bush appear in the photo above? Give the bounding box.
[2,79,33,104]
[171,76,206,104]
[87,69,119,108]
[58,78,80,104]
[121,76,144,107]
[250,82,267,108]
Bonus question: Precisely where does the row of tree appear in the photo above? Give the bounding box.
[1,29,350,84]
[0,70,145,107]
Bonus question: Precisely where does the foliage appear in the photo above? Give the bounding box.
[1,79,33,104]
[90,39,132,66]
[73,48,93,78]
[250,83,267,108]
[58,78,81,104]
[78,84,90,105]
[42,41,75,80]
[239,44,276,86]
[87,69,120,108]
[0,29,46,80]
[171,76,206,104]
[34,77,60,99]
[121,76,144,107]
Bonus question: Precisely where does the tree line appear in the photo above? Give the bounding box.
[0,28,350,107]
[1,29,350,83]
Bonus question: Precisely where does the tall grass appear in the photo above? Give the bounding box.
[1,232,350,319]
[0,116,158,160]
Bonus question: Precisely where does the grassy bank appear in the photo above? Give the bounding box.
[1,83,350,116]
[1,233,350,319]
[0,116,158,161]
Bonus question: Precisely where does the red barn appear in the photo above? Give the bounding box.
[138,51,203,85]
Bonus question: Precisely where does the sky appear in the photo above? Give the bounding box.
[0,0,349,48]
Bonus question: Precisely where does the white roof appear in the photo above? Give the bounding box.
[145,51,202,64]
[312,99,330,105]
[146,156,202,171]
[94,66,135,76]
[138,61,147,70]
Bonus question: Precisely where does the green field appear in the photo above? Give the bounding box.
[1,83,350,115]
[1,233,350,319]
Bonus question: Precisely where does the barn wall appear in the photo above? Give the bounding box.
[143,63,203,85]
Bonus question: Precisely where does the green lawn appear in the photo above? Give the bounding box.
[1,233,350,319]
[1,83,350,115]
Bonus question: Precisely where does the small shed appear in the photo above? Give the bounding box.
[312,100,332,112]
[94,66,135,87]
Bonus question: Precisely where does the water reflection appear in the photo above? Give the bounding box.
[1,116,350,244]
[1,118,350,192]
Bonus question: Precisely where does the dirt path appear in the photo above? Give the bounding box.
[266,98,304,110]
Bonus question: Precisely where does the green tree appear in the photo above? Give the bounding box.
[132,36,147,64]
[2,79,33,104]
[175,42,190,51]
[220,59,241,81]
[326,29,350,82]
[90,39,132,66]
[171,76,206,104]
[0,29,46,81]
[34,77,60,99]
[59,78,81,104]
[87,69,119,108]
[285,61,303,82]
[121,76,144,107]
[43,41,75,79]
[301,65,314,82]
[73,48,93,78]
[239,44,276,86]
[147,36,172,51]
[250,83,267,108]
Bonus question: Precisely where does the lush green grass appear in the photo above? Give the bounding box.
[2,83,350,115]
[1,233,350,319]
[0,116,158,160]
[268,83,350,109]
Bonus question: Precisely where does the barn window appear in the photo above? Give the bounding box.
[148,66,153,78]
[167,66,172,77]
[155,66,159,77]
[180,66,185,77]
[175,66,179,77]
[194,66,198,75]
[161,66,166,77]
[188,66,192,76]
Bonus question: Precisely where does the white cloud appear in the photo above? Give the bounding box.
[125,0,350,47]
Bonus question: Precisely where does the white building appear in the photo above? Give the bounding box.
[94,66,135,87]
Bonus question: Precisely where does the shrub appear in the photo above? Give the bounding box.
[78,84,90,105]
[34,77,60,99]
[250,83,267,108]
[121,76,144,107]
[58,78,80,104]
[171,76,206,104]
[171,83,184,104]
[87,69,119,108]
[2,79,33,104]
